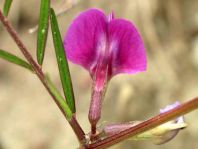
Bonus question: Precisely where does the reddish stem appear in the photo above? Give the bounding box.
[87,97,198,149]
[69,115,86,142]
[0,10,85,143]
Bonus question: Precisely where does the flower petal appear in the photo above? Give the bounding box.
[160,101,180,113]
[108,19,147,75]
[160,101,185,124]
[64,9,107,70]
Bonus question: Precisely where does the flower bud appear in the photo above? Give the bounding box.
[100,101,187,144]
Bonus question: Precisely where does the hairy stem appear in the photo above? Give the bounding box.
[0,10,85,142]
[87,97,198,149]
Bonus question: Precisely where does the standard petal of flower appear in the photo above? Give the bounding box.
[64,9,107,70]
[108,19,147,75]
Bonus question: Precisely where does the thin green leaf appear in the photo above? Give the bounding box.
[50,8,76,113]
[37,0,50,65]
[3,0,13,17]
[0,49,33,71]
[45,74,73,119]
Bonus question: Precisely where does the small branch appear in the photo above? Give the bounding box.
[87,97,198,149]
[69,115,86,142]
[0,10,85,142]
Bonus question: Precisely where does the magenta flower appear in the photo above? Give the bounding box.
[64,8,147,133]
[64,8,146,86]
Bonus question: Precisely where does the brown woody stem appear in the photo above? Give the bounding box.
[0,10,85,143]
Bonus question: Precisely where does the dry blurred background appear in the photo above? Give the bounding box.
[0,0,198,149]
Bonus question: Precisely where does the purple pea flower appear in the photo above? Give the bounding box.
[64,9,147,133]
